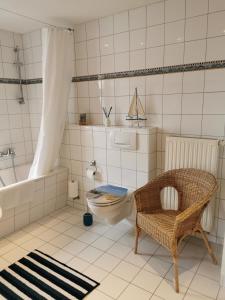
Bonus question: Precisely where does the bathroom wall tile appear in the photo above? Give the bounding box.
[146,95,162,114]
[121,151,136,170]
[77,82,89,98]
[129,6,146,30]
[88,57,100,75]
[137,153,149,172]
[205,69,225,92]
[107,166,122,185]
[86,20,99,40]
[115,52,129,72]
[184,40,206,63]
[147,25,164,48]
[164,43,184,66]
[100,36,114,55]
[203,92,225,114]
[78,98,90,113]
[114,11,129,34]
[75,42,87,59]
[208,11,225,38]
[130,77,146,95]
[100,16,114,37]
[115,78,129,96]
[165,20,185,44]
[89,98,101,115]
[146,47,164,68]
[107,149,121,167]
[209,0,225,12]
[183,71,205,93]
[206,36,225,60]
[163,115,181,134]
[87,39,100,58]
[130,29,146,51]
[163,73,183,94]
[185,15,207,41]
[130,49,145,70]
[146,74,163,95]
[101,79,114,97]
[30,30,41,47]
[75,24,86,42]
[89,81,101,97]
[115,96,130,114]
[202,115,225,137]
[147,1,164,27]
[165,0,185,22]
[0,30,14,47]
[93,131,106,148]
[122,168,136,188]
[182,93,203,114]
[114,32,129,53]
[186,0,208,18]
[181,115,202,135]
[101,55,114,73]
[75,59,88,76]
[163,94,182,115]
[81,130,93,147]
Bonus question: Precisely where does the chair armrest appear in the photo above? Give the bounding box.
[135,182,162,213]
[174,200,207,237]
[175,200,204,224]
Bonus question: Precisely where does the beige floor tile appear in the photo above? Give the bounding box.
[99,274,128,298]
[155,279,187,300]
[118,284,152,300]
[132,269,162,293]
[189,274,220,299]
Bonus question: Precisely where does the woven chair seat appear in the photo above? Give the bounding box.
[137,210,181,249]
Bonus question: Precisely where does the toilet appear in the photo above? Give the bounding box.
[86,185,133,224]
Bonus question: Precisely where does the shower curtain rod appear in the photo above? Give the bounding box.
[0,7,74,31]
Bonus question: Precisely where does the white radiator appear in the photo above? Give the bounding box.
[163,136,219,232]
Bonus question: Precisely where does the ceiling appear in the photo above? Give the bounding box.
[0,0,153,33]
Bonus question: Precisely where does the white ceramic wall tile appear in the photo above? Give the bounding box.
[100,16,113,37]
[147,1,164,27]
[129,6,146,30]
[184,40,206,63]
[147,25,164,48]
[186,0,209,18]
[86,20,100,40]
[165,0,185,22]
[114,32,129,53]
[208,11,225,38]
[130,29,146,51]
[114,11,129,34]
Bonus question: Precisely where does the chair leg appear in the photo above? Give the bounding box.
[134,226,141,254]
[199,226,218,265]
[172,253,179,293]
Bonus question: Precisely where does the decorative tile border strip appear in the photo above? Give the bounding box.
[0,78,23,84]
[0,60,225,85]
[73,60,225,82]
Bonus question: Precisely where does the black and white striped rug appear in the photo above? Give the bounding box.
[0,249,99,299]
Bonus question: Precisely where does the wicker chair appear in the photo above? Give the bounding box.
[134,168,218,293]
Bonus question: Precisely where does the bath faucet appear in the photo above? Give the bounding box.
[0,147,16,158]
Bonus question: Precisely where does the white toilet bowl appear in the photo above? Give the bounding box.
[87,192,133,225]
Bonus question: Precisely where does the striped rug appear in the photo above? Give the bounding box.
[0,249,99,299]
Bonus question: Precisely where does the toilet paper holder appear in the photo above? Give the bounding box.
[89,160,97,175]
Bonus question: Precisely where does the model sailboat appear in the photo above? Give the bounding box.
[126,87,146,127]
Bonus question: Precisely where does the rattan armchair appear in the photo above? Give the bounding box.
[134,168,218,293]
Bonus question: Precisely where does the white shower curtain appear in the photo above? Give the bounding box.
[29,27,73,178]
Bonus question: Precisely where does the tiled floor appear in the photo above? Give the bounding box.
[0,206,224,300]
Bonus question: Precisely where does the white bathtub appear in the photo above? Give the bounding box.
[0,164,68,238]
[0,163,31,187]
